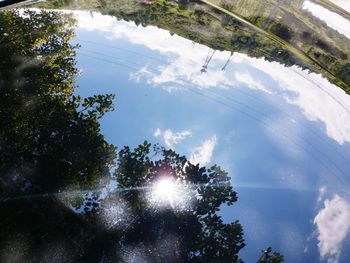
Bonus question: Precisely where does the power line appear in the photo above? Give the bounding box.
[78,52,140,71]
[219,46,350,166]
[78,39,165,63]
[82,49,149,68]
[183,84,349,185]
[75,50,350,184]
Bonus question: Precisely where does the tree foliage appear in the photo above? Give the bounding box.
[0,9,116,195]
[110,142,245,262]
[257,247,284,263]
[0,9,116,261]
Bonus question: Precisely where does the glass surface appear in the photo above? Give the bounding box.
[1,0,350,262]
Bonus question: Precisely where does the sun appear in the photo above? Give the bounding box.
[153,177,177,201]
[147,176,194,211]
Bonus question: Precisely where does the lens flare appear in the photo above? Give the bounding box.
[147,176,194,211]
[153,177,177,202]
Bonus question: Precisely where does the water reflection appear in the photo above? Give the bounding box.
[0,9,261,262]
[1,0,350,262]
[32,0,350,92]
[314,194,350,263]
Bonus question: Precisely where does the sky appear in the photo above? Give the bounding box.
[330,0,350,13]
[303,0,350,39]
[64,9,350,263]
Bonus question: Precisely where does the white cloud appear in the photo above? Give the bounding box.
[330,0,350,13]
[153,128,191,148]
[314,195,350,263]
[303,0,350,39]
[71,11,350,144]
[317,186,327,202]
[234,72,273,94]
[247,56,350,144]
[129,44,233,91]
[72,10,239,90]
[189,135,217,165]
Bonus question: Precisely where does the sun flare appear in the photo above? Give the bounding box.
[153,177,177,201]
[147,177,193,211]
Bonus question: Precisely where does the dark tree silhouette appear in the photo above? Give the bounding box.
[0,9,116,262]
[0,9,116,195]
[0,9,283,263]
[257,247,284,263]
[110,142,245,262]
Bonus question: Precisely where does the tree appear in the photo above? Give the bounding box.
[258,247,284,263]
[178,0,190,10]
[269,22,292,41]
[109,142,245,262]
[0,9,116,195]
[0,9,116,262]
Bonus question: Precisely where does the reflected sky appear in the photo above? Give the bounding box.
[2,3,347,261]
[330,0,350,13]
[59,9,350,263]
[303,1,350,39]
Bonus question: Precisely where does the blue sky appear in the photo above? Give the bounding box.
[67,10,350,263]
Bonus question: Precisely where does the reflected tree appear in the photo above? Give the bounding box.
[110,142,245,262]
[0,9,116,262]
[0,9,116,195]
[257,247,284,263]
[33,0,348,93]
[0,9,283,263]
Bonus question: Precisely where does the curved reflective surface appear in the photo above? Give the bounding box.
[1,0,350,262]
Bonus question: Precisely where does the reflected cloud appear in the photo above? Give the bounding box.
[74,11,234,89]
[303,0,350,39]
[317,186,327,202]
[248,57,350,144]
[330,0,350,13]
[72,10,350,144]
[234,72,273,94]
[314,195,350,263]
[6,5,350,263]
[153,128,191,148]
[130,47,232,90]
[189,135,217,165]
